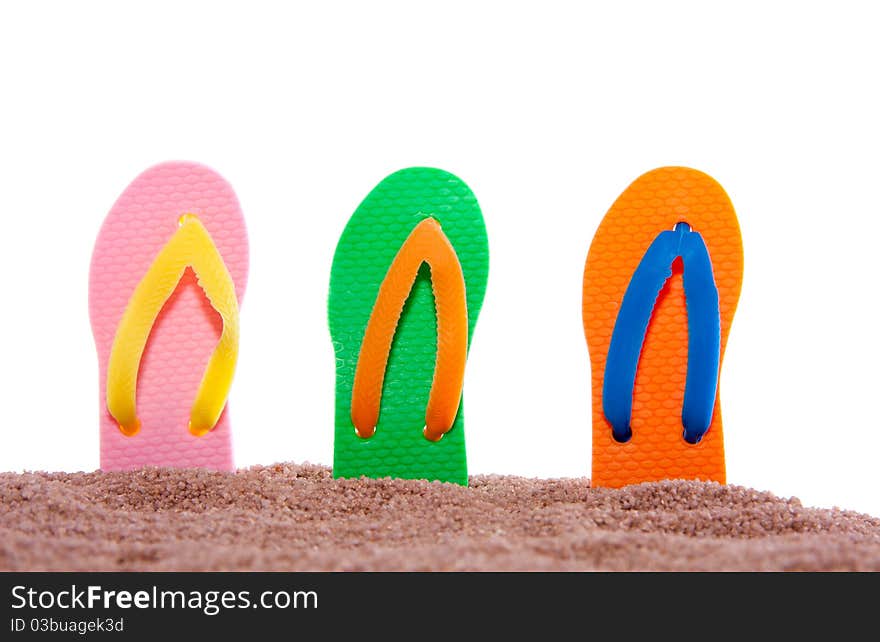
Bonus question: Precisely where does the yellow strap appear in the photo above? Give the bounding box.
[106,214,240,437]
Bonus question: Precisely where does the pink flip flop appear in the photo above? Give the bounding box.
[89,161,249,471]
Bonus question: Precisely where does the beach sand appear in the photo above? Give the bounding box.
[2,463,878,571]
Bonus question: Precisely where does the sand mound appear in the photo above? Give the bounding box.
[1,463,879,571]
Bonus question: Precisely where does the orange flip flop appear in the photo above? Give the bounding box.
[583,167,743,488]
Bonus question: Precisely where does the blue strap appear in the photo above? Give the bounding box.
[602,223,721,444]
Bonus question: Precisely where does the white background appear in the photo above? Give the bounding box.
[1,1,878,515]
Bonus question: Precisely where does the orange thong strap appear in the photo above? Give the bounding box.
[351,217,468,441]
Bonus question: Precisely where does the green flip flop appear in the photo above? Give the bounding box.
[328,167,489,485]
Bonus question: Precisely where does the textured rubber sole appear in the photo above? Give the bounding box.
[89,162,249,471]
[328,167,489,485]
[583,167,743,488]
